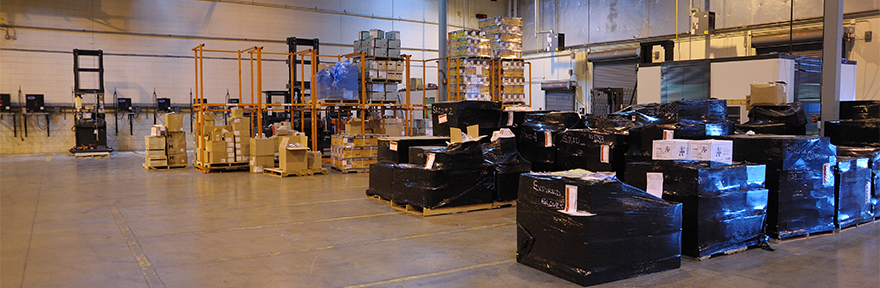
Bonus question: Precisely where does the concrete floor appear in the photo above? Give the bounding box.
[1,152,878,288]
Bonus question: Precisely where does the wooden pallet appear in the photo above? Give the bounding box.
[194,161,250,173]
[142,163,187,171]
[368,195,513,217]
[331,166,369,173]
[74,152,110,158]
[692,246,750,261]
[263,167,328,177]
[835,219,874,233]
[770,230,835,244]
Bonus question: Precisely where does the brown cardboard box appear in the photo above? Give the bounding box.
[749,83,786,105]
[145,136,166,150]
[164,114,184,132]
[307,151,322,169]
[250,138,276,156]
[279,137,309,170]
[145,157,168,167]
[231,109,244,118]
[290,134,309,146]
[207,152,225,163]
[167,154,187,166]
[231,122,250,135]
[165,131,187,155]
[345,118,363,135]
[207,141,226,152]
[251,155,275,168]
[145,149,166,158]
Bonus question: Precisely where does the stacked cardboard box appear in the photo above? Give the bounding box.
[448,58,491,101]
[144,114,188,167]
[278,134,314,171]
[195,110,250,165]
[249,137,276,172]
[447,30,490,58]
[361,59,404,82]
[495,59,526,103]
[330,134,385,171]
[479,17,523,59]
[353,29,402,57]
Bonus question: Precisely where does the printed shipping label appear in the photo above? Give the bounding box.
[425,153,436,169]
[600,145,610,163]
[544,131,553,147]
[389,141,398,151]
[646,172,664,198]
[564,185,578,213]
[438,114,448,124]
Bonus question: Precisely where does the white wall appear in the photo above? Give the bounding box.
[0,0,508,154]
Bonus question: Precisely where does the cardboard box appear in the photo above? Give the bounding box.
[150,125,166,136]
[345,118,363,135]
[688,140,733,164]
[388,39,401,49]
[231,109,244,118]
[145,149,166,158]
[388,48,401,57]
[749,83,786,105]
[145,157,168,167]
[369,29,385,39]
[165,131,187,155]
[308,151,322,169]
[207,140,226,152]
[652,139,691,160]
[250,138,276,156]
[167,154,187,166]
[164,114,183,132]
[251,155,275,168]
[145,136,166,150]
[280,148,309,171]
[385,30,400,40]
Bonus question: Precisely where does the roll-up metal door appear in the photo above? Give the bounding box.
[588,49,639,114]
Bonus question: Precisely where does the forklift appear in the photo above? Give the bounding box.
[70,49,113,154]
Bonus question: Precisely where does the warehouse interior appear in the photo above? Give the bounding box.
[1,0,879,287]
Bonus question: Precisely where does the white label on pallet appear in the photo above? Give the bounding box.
[564,185,578,213]
[600,145,610,163]
[646,172,663,198]
[544,131,553,147]
[389,141,398,151]
[867,182,872,205]
[438,114,448,124]
[507,111,514,126]
[425,153,436,169]
[823,163,834,187]
[663,129,675,140]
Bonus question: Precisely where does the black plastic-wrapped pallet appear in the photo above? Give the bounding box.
[366,162,396,200]
[737,103,807,135]
[834,157,874,228]
[723,134,837,239]
[517,112,584,170]
[482,137,531,201]
[585,110,660,132]
[624,161,768,258]
[658,99,728,123]
[500,110,549,135]
[517,173,682,286]
[408,141,484,170]
[431,101,502,137]
[824,119,880,147]
[628,121,734,158]
[555,129,629,179]
[391,163,495,209]
[377,136,449,164]
[840,100,880,120]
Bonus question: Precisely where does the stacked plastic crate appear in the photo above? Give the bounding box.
[448,30,491,101]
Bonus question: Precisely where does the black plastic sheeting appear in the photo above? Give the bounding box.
[834,157,874,228]
[517,173,682,286]
[392,163,495,209]
[824,120,880,147]
[482,137,531,201]
[408,141,484,170]
[723,135,837,239]
[517,112,584,170]
[378,137,450,164]
[501,110,552,135]
[736,103,807,135]
[840,100,880,120]
[625,161,768,258]
[585,110,661,133]
[838,147,880,217]
[366,162,396,200]
[658,99,728,123]
[431,101,503,137]
[555,129,629,179]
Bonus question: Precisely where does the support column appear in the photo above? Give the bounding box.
[820,0,842,136]
[439,0,448,102]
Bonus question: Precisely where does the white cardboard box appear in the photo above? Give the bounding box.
[688,140,733,164]
[652,139,690,160]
